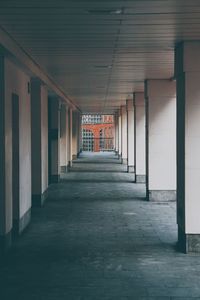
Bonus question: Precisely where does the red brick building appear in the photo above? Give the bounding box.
[82,115,114,152]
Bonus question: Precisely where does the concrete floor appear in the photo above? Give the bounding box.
[1,152,200,300]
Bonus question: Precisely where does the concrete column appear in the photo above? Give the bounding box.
[68,108,73,167]
[48,97,60,183]
[145,80,176,201]
[118,113,122,159]
[126,99,135,173]
[114,112,119,155]
[77,112,82,156]
[121,105,128,164]
[31,79,48,207]
[0,56,12,251]
[175,41,200,253]
[1,57,32,250]
[134,92,146,183]
[72,111,79,160]
[60,103,68,173]
[65,106,70,170]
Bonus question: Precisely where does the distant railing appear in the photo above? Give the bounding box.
[82,137,114,152]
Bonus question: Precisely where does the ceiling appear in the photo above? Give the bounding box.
[0,0,200,113]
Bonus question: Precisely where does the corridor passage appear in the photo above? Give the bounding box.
[1,152,200,300]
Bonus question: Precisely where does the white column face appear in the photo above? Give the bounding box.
[175,42,200,235]
[135,93,146,178]
[118,115,122,155]
[0,56,7,236]
[60,104,67,171]
[5,59,31,218]
[31,80,48,196]
[185,72,200,233]
[115,114,119,152]
[41,86,48,193]
[174,42,200,253]
[121,106,127,160]
[72,111,78,157]
[69,108,73,162]
[126,99,135,169]
[65,107,69,165]
[50,98,60,178]
[145,80,176,199]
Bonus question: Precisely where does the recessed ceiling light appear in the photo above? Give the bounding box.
[87,9,122,15]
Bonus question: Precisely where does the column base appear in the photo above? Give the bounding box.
[13,208,31,236]
[0,230,12,254]
[178,226,200,253]
[148,190,176,202]
[127,165,135,173]
[50,174,60,183]
[60,165,67,173]
[32,189,48,207]
[136,175,146,183]
[122,158,128,165]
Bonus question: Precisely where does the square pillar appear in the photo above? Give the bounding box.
[31,79,48,207]
[72,111,79,160]
[176,41,200,253]
[68,108,73,167]
[118,113,122,159]
[126,99,135,173]
[77,112,82,156]
[114,112,119,155]
[134,92,146,183]
[48,97,60,183]
[1,57,32,245]
[145,79,176,201]
[121,105,128,164]
[0,56,12,252]
[60,104,68,173]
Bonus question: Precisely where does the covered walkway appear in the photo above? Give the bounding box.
[1,152,200,300]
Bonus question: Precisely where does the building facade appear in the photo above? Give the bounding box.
[82,115,114,152]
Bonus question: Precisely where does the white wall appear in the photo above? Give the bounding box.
[146,80,176,191]
[5,58,31,225]
[135,93,146,176]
